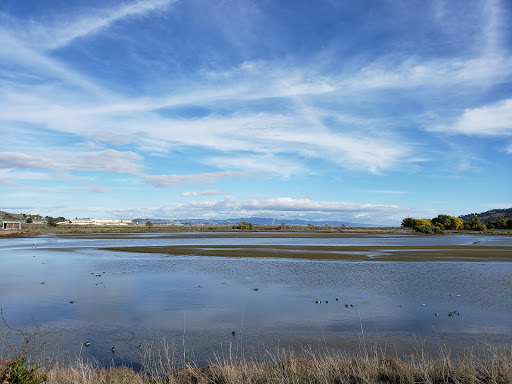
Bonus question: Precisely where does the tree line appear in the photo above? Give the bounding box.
[401,214,487,233]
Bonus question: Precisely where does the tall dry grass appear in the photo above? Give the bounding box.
[37,340,512,384]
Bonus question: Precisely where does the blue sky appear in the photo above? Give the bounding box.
[0,0,511,225]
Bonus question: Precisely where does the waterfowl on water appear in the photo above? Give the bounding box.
[315,301,321,303]
[232,331,236,336]
[83,342,91,347]
[112,346,115,354]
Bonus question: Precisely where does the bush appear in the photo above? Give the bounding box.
[236,221,254,230]
[0,355,47,384]
[465,216,487,231]
[414,225,444,235]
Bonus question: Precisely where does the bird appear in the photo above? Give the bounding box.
[69,301,74,304]
[345,304,349,308]
[112,346,115,354]
[335,298,339,301]
[232,331,236,336]
[435,313,439,316]
[138,343,142,352]
[40,282,45,285]
[315,301,321,303]
[253,288,259,291]
[325,300,328,303]
[83,342,91,347]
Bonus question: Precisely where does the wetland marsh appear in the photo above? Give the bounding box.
[1,232,511,367]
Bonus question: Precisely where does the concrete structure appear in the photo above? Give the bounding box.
[66,219,133,226]
[1,221,21,230]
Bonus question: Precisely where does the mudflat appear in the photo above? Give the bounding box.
[106,244,512,262]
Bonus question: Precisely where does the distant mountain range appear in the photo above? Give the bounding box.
[458,208,512,224]
[134,217,375,227]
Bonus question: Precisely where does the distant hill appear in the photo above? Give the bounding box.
[135,217,375,227]
[459,208,512,224]
[202,217,375,227]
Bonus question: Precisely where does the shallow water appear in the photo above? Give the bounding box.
[1,233,511,366]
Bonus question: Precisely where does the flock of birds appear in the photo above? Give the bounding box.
[34,251,464,358]
[313,296,462,318]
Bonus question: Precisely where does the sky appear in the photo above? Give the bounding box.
[0,0,511,225]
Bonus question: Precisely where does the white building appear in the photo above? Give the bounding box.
[1,221,21,230]
[67,219,133,226]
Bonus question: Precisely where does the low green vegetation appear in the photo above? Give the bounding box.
[487,217,512,229]
[0,355,47,384]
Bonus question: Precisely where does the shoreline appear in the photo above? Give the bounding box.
[1,224,511,238]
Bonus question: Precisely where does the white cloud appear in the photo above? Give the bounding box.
[181,190,230,196]
[81,183,111,193]
[4,0,177,51]
[106,196,410,225]
[207,153,307,177]
[347,56,512,91]
[0,150,143,174]
[239,197,402,213]
[144,171,261,188]
[433,98,512,136]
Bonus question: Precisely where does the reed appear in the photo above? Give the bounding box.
[3,339,508,384]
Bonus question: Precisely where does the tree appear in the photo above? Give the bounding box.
[401,218,433,229]
[467,216,487,231]
[45,217,58,227]
[237,221,254,230]
[25,217,33,224]
[145,220,153,227]
[431,215,463,230]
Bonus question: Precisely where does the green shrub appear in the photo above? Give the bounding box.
[236,221,254,230]
[414,225,444,235]
[0,355,47,384]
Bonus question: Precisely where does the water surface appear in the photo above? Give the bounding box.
[1,233,511,366]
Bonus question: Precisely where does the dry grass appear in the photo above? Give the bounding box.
[20,342,509,383]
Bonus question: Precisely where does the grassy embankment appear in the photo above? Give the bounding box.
[2,223,511,238]
[0,223,412,237]
[2,342,512,384]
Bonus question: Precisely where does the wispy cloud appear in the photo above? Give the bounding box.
[181,190,230,197]
[144,171,261,188]
[3,0,177,51]
[0,150,143,174]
